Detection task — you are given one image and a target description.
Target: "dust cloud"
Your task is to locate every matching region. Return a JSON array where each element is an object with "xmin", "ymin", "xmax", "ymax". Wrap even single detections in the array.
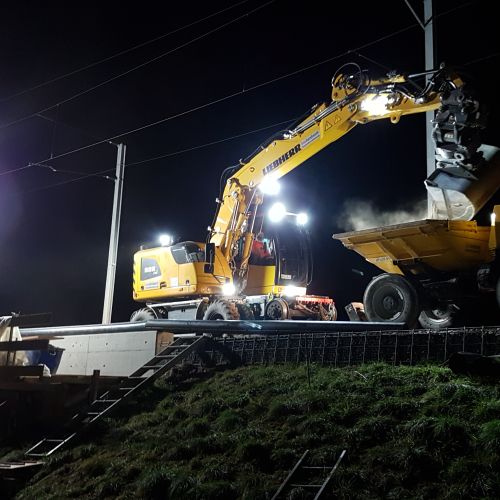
[{"xmin": 338, "ymin": 199, "xmax": 428, "ymax": 231}]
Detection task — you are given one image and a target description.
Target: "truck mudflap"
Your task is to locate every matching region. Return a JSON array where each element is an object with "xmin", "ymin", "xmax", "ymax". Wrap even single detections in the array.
[{"xmin": 426, "ymin": 144, "xmax": 500, "ymax": 220}]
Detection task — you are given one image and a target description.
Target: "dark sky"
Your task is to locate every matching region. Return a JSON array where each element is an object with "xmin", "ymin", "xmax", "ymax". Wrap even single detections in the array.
[{"xmin": 0, "ymin": 0, "xmax": 499, "ymax": 325}]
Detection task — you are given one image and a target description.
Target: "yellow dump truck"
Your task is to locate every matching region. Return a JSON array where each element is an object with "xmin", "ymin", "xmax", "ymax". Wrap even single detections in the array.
[
  {"xmin": 334, "ymin": 143, "xmax": 500, "ymax": 329},
  {"xmin": 334, "ymin": 204, "xmax": 500, "ymax": 329}
]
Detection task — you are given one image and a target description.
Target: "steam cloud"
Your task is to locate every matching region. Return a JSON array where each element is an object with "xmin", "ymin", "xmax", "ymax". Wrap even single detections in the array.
[{"xmin": 338, "ymin": 199, "xmax": 428, "ymax": 231}]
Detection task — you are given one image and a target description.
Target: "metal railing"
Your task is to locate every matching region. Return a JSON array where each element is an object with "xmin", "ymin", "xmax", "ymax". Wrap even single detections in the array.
[{"xmin": 201, "ymin": 326, "xmax": 500, "ymax": 367}]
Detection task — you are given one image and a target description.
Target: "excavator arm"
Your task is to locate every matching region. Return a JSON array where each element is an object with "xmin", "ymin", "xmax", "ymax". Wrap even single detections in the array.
[{"xmin": 208, "ymin": 64, "xmax": 486, "ymax": 290}]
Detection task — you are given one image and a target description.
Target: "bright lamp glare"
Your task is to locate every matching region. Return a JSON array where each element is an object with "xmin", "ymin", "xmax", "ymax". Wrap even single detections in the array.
[
  {"xmin": 222, "ymin": 282, "xmax": 236, "ymax": 296},
  {"xmin": 159, "ymin": 234, "xmax": 173, "ymax": 246},
  {"xmin": 259, "ymin": 176, "xmax": 281, "ymax": 195},
  {"xmin": 283, "ymin": 285, "xmax": 307, "ymax": 297},
  {"xmin": 268, "ymin": 202, "xmax": 287, "ymax": 222},
  {"xmin": 296, "ymin": 212, "xmax": 308, "ymax": 225},
  {"xmin": 361, "ymin": 95, "xmax": 389, "ymax": 115},
  {"xmin": 491, "ymin": 212, "xmax": 496, "ymax": 226}
]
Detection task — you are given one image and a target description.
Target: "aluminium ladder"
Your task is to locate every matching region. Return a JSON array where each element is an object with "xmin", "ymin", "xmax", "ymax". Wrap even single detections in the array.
[
  {"xmin": 272, "ymin": 449, "xmax": 347, "ymax": 500},
  {"xmin": 25, "ymin": 335, "xmax": 207, "ymax": 457}
]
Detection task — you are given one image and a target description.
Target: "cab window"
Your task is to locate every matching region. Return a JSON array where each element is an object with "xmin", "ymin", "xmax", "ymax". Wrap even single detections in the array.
[
  {"xmin": 185, "ymin": 242, "xmax": 205, "ymax": 262},
  {"xmin": 171, "ymin": 243, "xmax": 205, "ymax": 264}
]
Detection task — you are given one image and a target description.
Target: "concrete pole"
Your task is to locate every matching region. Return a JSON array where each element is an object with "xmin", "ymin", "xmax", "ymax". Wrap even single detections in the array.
[
  {"xmin": 424, "ymin": 0, "xmax": 435, "ymax": 217},
  {"xmin": 102, "ymin": 143, "xmax": 126, "ymax": 324}
]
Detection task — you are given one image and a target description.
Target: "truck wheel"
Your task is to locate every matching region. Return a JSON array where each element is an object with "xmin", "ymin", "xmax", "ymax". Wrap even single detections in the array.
[
  {"xmin": 130, "ymin": 307, "xmax": 156, "ymax": 322},
  {"xmin": 363, "ymin": 273, "xmax": 420, "ymax": 326},
  {"xmin": 203, "ymin": 299, "xmax": 240, "ymax": 320},
  {"xmin": 236, "ymin": 302, "xmax": 255, "ymax": 320},
  {"xmin": 418, "ymin": 305, "xmax": 457, "ymax": 329},
  {"xmin": 265, "ymin": 298, "xmax": 290, "ymax": 320}
]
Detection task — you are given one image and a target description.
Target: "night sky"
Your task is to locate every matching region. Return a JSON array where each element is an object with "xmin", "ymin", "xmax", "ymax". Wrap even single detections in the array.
[{"xmin": 1, "ymin": 0, "xmax": 499, "ymax": 325}]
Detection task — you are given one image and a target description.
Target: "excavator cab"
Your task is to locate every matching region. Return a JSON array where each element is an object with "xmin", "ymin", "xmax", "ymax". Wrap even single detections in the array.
[
  {"xmin": 244, "ymin": 221, "xmax": 312, "ymax": 296},
  {"xmin": 243, "ymin": 221, "xmax": 335, "ymax": 320}
]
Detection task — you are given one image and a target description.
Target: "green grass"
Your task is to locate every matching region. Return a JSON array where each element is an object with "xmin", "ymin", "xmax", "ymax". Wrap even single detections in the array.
[{"xmin": 5, "ymin": 362, "xmax": 500, "ymax": 499}]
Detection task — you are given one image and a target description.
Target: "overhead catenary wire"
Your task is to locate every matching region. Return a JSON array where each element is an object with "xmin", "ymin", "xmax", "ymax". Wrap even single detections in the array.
[
  {"xmin": 463, "ymin": 51, "xmax": 500, "ymax": 67},
  {"xmin": 0, "ymin": 0, "xmax": 479, "ymax": 183},
  {"xmin": 0, "ymin": 0, "xmax": 474, "ymax": 136},
  {"xmin": 36, "ymin": 112, "xmax": 119, "ymax": 145},
  {"xmin": 0, "ymin": 0, "xmax": 274, "ymax": 131},
  {"xmin": 0, "ymin": 22, "xmax": 427, "ymax": 179},
  {"xmin": 125, "ymin": 118, "xmax": 296, "ymax": 167},
  {"xmin": 14, "ymin": 117, "xmax": 298, "ymax": 196},
  {"xmin": 351, "ymin": 52, "xmax": 392, "ymax": 72},
  {"xmin": 0, "ymin": 0, "xmax": 252, "ymax": 104}
]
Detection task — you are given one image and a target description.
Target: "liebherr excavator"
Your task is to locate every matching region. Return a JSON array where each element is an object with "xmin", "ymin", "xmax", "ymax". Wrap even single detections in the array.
[{"xmin": 131, "ymin": 64, "xmax": 492, "ymax": 322}]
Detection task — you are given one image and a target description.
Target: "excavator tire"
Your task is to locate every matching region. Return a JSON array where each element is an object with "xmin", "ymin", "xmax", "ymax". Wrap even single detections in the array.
[
  {"xmin": 196, "ymin": 300, "xmax": 209, "ymax": 320},
  {"xmin": 418, "ymin": 305, "xmax": 457, "ymax": 330},
  {"xmin": 363, "ymin": 273, "xmax": 420, "ymax": 327},
  {"xmin": 265, "ymin": 298, "xmax": 290, "ymax": 320},
  {"xmin": 130, "ymin": 307, "xmax": 156, "ymax": 322},
  {"xmin": 203, "ymin": 299, "xmax": 240, "ymax": 321},
  {"xmin": 236, "ymin": 302, "xmax": 255, "ymax": 320}
]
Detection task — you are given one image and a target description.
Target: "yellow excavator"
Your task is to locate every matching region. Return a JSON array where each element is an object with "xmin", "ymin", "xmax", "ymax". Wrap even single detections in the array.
[{"xmin": 131, "ymin": 63, "xmax": 489, "ymax": 322}]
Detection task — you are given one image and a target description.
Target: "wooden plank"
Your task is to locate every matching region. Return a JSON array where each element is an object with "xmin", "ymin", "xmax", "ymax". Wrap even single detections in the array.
[
  {"xmin": 0, "ymin": 365, "xmax": 45, "ymax": 377},
  {"xmin": 21, "ymin": 335, "xmax": 64, "ymax": 341},
  {"xmin": 0, "ymin": 339, "xmax": 50, "ymax": 352},
  {"xmin": 9, "ymin": 313, "xmax": 52, "ymax": 328},
  {"xmin": 0, "ymin": 460, "xmax": 44, "ymax": 470},
  {"xmin": 0, "ymin": 381, "xmax": 62, "ymax": 392},
  {"xmin": 89, "ymin": 370, "xmax": 100, "ymax": 403},
  {"xmin": 51, "ymin": 374, "xmax": 124, "ymax": 384},
  {"xmin": 156, "ymin": 331, "xmax": 174, "ymax": 354}
]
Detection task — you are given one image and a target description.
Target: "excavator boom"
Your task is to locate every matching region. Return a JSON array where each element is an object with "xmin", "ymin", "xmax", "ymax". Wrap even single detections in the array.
[
  {"xmin": 208, "ymin": 65, "xmax": 487, "ymax": 289},
  {"xmin": 132, "ymin": 63, "xmax": 493, "ymax": 320}
]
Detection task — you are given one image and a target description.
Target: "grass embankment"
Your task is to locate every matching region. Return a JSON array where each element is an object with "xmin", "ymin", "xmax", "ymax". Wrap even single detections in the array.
[{"xmin": 11, "ymin": 363, "xmax": 500, "ymax": 499}]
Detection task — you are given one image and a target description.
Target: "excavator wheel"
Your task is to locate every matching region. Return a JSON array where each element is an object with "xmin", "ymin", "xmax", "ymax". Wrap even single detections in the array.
[
  {"xmin": 196, "ymin": 300, "xmax": 209, "ymax": 320},
  {"xmin": 203, "ymin": 300, "xmax": 240, "ymax": 337},
  {"xmin": 363, "ymin": 273, "xmax": 420, "ymax": 327},
  {"xmin": 418, "ymin": 304, "xmax": 457, "ymax": 330},
  {"xmin": 203, "ymin": 299, "xmax": 240, "ymax": 321},
  {"xmin": 236, "ymin": 302, "xmax": 255, "ymax": 320},
  {"xmin": 265, "ymin": 298, "xmax": 290, "ymax": 320},
  {"xmin": 130, "ymin": 307, "xmax": 157, "ymax": 322}
]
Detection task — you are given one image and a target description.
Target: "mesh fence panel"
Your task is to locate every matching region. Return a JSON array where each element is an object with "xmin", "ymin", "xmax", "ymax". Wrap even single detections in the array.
[{"xmin": 199, "ymin": 327, "xmax": 500, "ymax": 367}]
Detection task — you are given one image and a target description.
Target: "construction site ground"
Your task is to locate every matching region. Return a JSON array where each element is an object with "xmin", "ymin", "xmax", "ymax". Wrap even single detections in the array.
[
  {"xmin": 0, "ymin": 323, "xmax": 498, "ymax": 498},
  {"xmin": 2, "ymin": 360, "xmax": 499, "ymax": 499}
]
